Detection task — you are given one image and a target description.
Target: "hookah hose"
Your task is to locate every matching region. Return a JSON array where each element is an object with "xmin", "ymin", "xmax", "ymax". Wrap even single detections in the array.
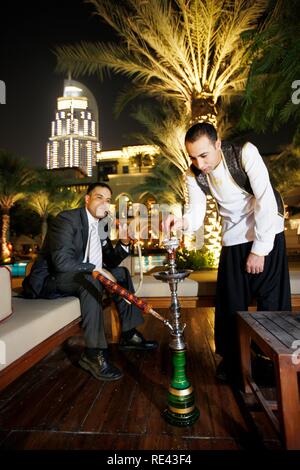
[
  {"xmin": 92, "ymin": 270, "xmax": 173, "ymax": 330},
  {"xmin": 133, "ymin": 239, "xmax": 143, "ymax": 296}
]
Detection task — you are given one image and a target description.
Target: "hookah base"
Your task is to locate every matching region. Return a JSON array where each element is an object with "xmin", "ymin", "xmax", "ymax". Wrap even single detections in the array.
[{"xmin": 163, "ymin": 406, "xmax": 200, "ymax": 427}]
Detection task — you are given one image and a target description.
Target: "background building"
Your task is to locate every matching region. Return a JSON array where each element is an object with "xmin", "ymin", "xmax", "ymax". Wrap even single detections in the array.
[{"xmin": 47, "ymin": 79, "xmax": 101, "ymax": 177}]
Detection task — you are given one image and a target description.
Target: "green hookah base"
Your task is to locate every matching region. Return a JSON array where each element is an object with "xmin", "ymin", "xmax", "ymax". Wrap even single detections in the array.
[{"xmin": 163, "ymin": 385, "xmax": 200, "ymax": 427}]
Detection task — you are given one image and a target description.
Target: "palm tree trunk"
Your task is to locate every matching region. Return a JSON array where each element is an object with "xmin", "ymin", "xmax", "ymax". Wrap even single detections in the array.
[
  {"xmin": 41, "ymin": 216, "xmax": 48, "ymax": 244},
  {"xmin": 203, "ymin": 196, "xmax": 222, "ymax": 267},
  {"xmin": 191, "ymin": 93, "xmax": 217, "ymax": 127},
  {"xmin": 1, "ymin": 211, "xmax": 10, "ymax": 262}
]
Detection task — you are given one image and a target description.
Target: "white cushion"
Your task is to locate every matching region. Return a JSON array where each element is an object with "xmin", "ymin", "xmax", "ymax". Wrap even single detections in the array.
[
  {"xmin": 133, "ymin": 274, "xmax": 198, "ymax": 297},
  {"xmin": 0, "ymin": 267, "xmax": 12, "ymax": 322},
  {"xmin": 0, "ymin": 296, "xmax": 81, "ymax": 370}
]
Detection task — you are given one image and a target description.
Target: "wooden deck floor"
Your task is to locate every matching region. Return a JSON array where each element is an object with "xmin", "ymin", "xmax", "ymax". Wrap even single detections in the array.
[{"xmin": 0, "ymin": 307, "xmax": 281, "ymax": 450}]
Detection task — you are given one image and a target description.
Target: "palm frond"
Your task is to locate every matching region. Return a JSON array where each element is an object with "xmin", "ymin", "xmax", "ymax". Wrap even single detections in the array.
[{"xmin": 56, "ymin": 0, "xmax": 269, "ymax": 119}]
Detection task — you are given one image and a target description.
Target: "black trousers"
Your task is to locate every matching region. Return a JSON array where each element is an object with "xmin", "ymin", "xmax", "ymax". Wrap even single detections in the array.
[
  {"xmin": 215, "ymin": 232, "xmax": 291, "ymax": 368},
  {"xmin": 54, "ymin": 267, "xmax": 144, "ymax": 349}
]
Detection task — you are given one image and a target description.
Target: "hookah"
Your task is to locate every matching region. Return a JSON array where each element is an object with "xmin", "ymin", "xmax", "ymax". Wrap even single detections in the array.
[{"xmin": 153, "ymin": 236, "xmax": 199, "ymax": 426}]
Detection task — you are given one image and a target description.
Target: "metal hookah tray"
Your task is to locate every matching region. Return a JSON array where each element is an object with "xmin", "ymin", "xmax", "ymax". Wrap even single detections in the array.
[{"xmin": 153, "ymin": 270, "xmax": 193, "ymax": 282}]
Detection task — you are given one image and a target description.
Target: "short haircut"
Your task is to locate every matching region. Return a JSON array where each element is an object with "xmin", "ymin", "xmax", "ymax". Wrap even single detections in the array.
[
  {"xmin": 185, "ymin": 122, "xmax": 218, "ymax": 144},
  {"xmin": 86, "ymin": 182, "xmax": 112, "ymax": 196}
]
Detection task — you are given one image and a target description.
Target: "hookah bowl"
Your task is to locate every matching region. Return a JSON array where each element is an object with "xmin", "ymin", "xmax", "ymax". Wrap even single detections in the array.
[{"xmin": 154, "ymin": 237, "xmax": 199, "ymax": 427}]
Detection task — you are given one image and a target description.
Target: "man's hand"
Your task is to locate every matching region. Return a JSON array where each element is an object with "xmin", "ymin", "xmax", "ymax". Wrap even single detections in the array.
[
  {"xmin": 118, "ymin": 220, "xmax": 137, "ymax": 246},
  {"xmin": 161, "ymin": 214, "xmax": 187, "ymax": 237},
  {"xmin": 245, "ymin": 252, "xmax": 265, "ymax": 274}
]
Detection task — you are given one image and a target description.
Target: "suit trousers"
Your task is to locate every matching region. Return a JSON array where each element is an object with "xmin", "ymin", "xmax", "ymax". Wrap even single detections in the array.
[
  {"xmin": 214, "ymin": 231, "xmax": 291, "ymax": 370},
  {"xmin": 54, "ymin": 267, "xmax": 144, "ymax": 348}
]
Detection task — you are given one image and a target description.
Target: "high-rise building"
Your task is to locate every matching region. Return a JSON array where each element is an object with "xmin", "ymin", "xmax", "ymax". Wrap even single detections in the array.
[{"xmin": 47, "ymin": 79, "xmax": 101, "ymax": 177}]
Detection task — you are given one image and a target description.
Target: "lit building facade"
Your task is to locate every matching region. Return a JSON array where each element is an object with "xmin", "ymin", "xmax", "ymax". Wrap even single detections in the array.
[
  {"xmin": 96, "ymin": 144, "xmax": 158, "ymax": 179},
  {"xmin": 47, "ymin": 79, "xmax": 101, "ymax": 177}
]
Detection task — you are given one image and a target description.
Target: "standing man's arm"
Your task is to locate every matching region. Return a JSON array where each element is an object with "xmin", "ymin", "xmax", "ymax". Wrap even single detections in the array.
[
  {"xmin": 242, "ymin": 142, "xmax": 279, "ymax": 274},
  {"xmin": 183, "ymin": 170, "xmax": 207, "ymax": 232},
  {"xmin": 162, "ymin": 170, "xmax": 207, "ymax": 235}
]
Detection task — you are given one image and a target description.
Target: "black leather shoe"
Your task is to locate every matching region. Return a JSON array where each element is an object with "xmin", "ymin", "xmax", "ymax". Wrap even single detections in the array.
[
  {"xmin": 119, "ymin": 329, "xmax": 158, "ymax": 351},
  {"xmin": 79, "ymin": 351, "xmax": 123, "ymax": 381}
]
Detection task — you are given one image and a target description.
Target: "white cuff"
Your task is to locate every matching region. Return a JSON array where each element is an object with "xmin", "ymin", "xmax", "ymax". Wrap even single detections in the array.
[{"xmin": 251, "ymin": 240, "xmax": 273, "ymax": 256}]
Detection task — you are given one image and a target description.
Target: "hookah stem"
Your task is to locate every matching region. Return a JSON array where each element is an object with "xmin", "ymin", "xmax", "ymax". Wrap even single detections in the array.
[{"xmin": 92, "ymin": 271, "xmax": 169, "ymax": 326}]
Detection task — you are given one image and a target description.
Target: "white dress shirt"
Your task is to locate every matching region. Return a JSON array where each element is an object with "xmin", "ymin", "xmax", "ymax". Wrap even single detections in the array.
[
  {"xmin": 83, "ymin": 209, "xmax": 130, "ymax": 268},
  {"xmin": 83, "ymin": 208, "xmax": 103, "ymax": 269},
  {"xmin": 183, "ymin": 142, "xmax": 284, "ymax": 256}
]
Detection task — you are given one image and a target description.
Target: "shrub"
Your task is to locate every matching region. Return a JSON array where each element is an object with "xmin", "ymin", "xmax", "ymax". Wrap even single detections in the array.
[{"xmin": 176, "ymin": 247, "xmax": 216, "ymax": 270}]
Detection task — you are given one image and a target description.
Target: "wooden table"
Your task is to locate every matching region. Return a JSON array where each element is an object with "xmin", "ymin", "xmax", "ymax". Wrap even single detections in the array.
[{"xmin": 237, "ymin": 310, "xmax": 300, "ymax": 450}]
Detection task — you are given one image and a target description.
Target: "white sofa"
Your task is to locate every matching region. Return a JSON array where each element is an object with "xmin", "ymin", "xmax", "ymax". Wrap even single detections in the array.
[{"xmin": 0, "ymin": 266, "xmax": 82, "ymax": 390}]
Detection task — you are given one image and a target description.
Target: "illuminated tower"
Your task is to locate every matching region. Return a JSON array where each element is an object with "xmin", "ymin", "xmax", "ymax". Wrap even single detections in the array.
[{"xmin": 47, "ymin": 79, "xmax": 101, "ymax": 177}]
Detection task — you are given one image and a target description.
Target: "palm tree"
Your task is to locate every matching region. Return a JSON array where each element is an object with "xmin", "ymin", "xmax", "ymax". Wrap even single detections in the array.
[
  {"xmin": 27, "ymin": 192, "xmax": 58, "ymax": 244},
  {"xmin": 267, "ymin": 144, "xmax": 300, "ymax": 196},
  {"xmin": 56, "ymin": 0, "xmax": 270, "ymax": 126},
  {"xmin": 131, "ymin": 157, "xmax": 186, "ymax": 205},
  {"xmin": 55, "ymin": 0, "xmax": 274, "ymax": 259},
  {"xmin": 53, "ymin": 189, "xmax": 85, "ymax": 214},
  {"xmin": 26, "ymin": 169, "xmax": 83, "ymax": 242},
  {"xmin": 27, "ymin": 170, "xmax": 85, "ymax": 243},
  {"xmin": 0, "ymin": 150, "xmax": 35, "ymax": 262},
  {"xmin": 240, "ymin": 0, "xmax": 300, "ymax": 133}
]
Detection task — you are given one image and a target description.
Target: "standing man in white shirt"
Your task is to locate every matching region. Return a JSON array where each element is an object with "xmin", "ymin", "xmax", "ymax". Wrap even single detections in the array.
[
  {"xmin": 23, "ymin": 182, "xmax": 158, "ymax": 382},
  {"xmin": 163, "ymin": 123, "xmax": 291, "ymax": 383}
]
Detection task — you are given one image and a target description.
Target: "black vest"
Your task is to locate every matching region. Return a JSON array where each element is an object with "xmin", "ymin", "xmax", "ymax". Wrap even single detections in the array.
[{"xmin": 189, "ymin": 141, "xmax": 284, "ymax": 216}]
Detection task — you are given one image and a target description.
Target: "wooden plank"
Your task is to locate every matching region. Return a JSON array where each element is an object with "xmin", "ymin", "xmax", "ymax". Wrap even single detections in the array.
[
  {"xmin": 275, "ymin": 354, "xmax": 300, "ymax": 449},
  {"xmin": 68, "ymin": 433, "xmax": 117, "ymax": 450},
  {"xmin": 181, "ymin": 308, "xmax": 215, "ymax": 438},
  {"xmin": 139, "ymin": 433, "xmax": 189, "ymax": 450},
  {"xmin": 74, "ymin": 318, "xmax": 156, "ymax": 432},
  {"xmin": 253, "ymin": 316, "xmax": 297, "ymax": 349},
  {"xmin": 271, "ymin": 311, "xmax": 300, "ymax": 330},
  {"xmin": 247, "ymin": 377, "xmax": 280, "ymax": 434},
  {"xmin": 0, "ymin": 431, "xmax": 77, "ymax": 450},
  {"xmin": 52, "ymin": 376, "xmax": 104, "ymax": 432},
  {"xmin": 0, "ymin": 344, "xmax": 64, "ymax": 403},
  {"xmin": 237, "ymin": 313, "xmax": 288, "ymax": 355},
  {"xmin": 122, "ymin": 314, "xmax": 165, "ymax": 434},
  {"xmin": 80, "ymin": 379, "xmax": 126, "ymax": 432},
  {"xmin": 0, "ymin": 351, "xmax": 73, "ymax": 428},
  {"xmin": 136, "ymin": 313, "xmax": 173, "ymax": 437},
  {"xmin": 260, "ymin": 313, "xmax": 300, "ymax": 342},
  {"xmin": 186, "ymin": 307, "xmax": 249, "ymax": 440}
]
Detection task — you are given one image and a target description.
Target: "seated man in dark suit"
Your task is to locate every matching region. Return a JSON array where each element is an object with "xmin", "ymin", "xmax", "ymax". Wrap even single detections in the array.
[{"xmin": 22, "ymin": 182, "xmax": 158, "ymax": 381}]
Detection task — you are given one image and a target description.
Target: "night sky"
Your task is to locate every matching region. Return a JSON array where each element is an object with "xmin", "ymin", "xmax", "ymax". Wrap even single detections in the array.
[
  {"xmin": 0, "ymin": 0, "xmax": 295, "ymax": 169},
  {"xmin": 0, "ymin": 0, "xmax": 144, "ymax": 168}
]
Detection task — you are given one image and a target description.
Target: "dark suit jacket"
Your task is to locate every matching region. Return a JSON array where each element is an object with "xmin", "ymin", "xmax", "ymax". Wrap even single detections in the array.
[{"xmin": 22, "ymin": 207, "xmax": 129, "ymax": 298}]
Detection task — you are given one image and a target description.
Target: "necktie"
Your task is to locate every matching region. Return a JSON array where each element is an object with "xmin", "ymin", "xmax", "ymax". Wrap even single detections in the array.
[{"xmin": 88, "ymin": 222, "xmax": 102, "ymax": 270}]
